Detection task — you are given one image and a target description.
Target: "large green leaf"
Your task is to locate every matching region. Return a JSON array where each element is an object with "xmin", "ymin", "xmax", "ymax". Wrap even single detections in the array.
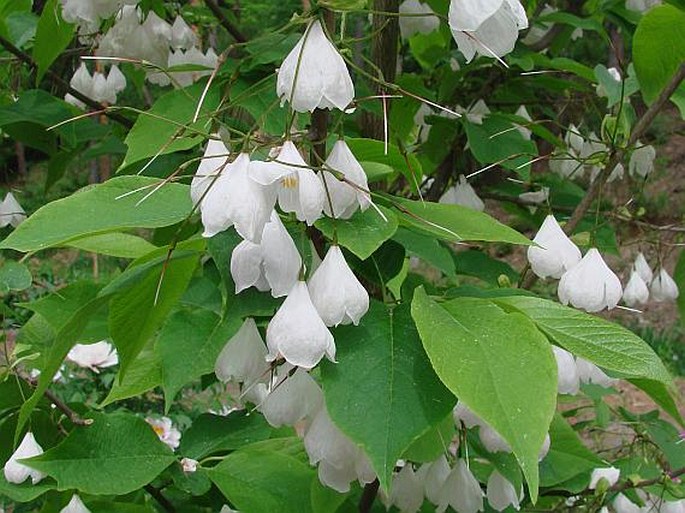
[
  {"xmin": 0, "ymin": 260, "xmax": 32, "ymax": 292},
  {"xmin": 315, "ymin": 205, "xmax": 398, "ymax": 260},
  {"xmin": 0, "ymin": 473, "xmax": 55, "ymax": 503},
  {"xmin": 321, "ymin": 301, "xmax": 455, "ymax": 490},
  {"xmin": 32, "ymin": 0, "xmax": 74, "ymax": 82},
  {"xmin": 121, "ymin": 83, "xmax": 220, "ymax": 169},
  {"xmin": 0, "ymin": 177, "xmax": 192, "ymax": 252},
  {"xmin": 386, "ymin": 196, "xmax": 530, "ymax": 245},
  {"xmin": 157, "ymin": 307, "xmax": 241, "ymax": 410},
  {"xmin": 66, "ymin": 232, "xmax": 158, "ymax": 259},
  {"xmin": 392, "ymin": 227, "xmax": 456, "ymax": 277},
  {"xmin": 411, "ymin": 289, "xmax": 557, "ymax": 500},
  {"xmin": 633, "ymin": 5, "xmax": 685, "ymax": 110},
  {"xmin": 26, "ymin": 412, "xmax": 175, "ymax": 495},
  {"xmin": 101, "ymin": 347, "xmax": 162, "ymax": 406},
  {"xmin": 493, "ymin": 296, "xmax": 672, "ymax": 385},
  {"xmin": 208, "ymin": 438, "xmax": 316, "ymax": 513}
]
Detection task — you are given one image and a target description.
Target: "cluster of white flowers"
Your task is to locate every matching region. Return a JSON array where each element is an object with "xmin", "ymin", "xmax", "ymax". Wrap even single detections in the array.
[
  {"xmin": 398, "ymin": 0, "xmax": 440, "ymax": 40},
  {"xmin": 146, "ymin": 416, "xmax": 181, "ymax": 450},
  {"xmin": 623, "ymin": 252, "xmax": 679, "ymax": 306},
  {"xmin": 0, "ymin": 191, "xmax": 26, "ymax": 228},
  {"xmin": 60, "ymin": 0, "xmax": 139, "ymax": 36},
  {"xmin": 65, "ymin": 63, "xmax": 127, "ymax": 108},
  {"xmin": 553, "ymin": 346, "xmax": 617, "ymax": 394}
]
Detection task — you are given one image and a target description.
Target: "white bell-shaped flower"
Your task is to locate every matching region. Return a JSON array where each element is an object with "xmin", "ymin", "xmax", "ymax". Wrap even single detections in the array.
[
  {"xmin": 277, "ymin": 20, "xmax": 354, "ymax": 112},
  {"xmin": 230, "ymin": 211, "xmax": 302, "ymax": 298},
  {"xmin": 215, "ymin": 318, "xmax": 269, "ymax": 386},
  {"xmin": 67, "ymin": 341, "xmax": 118, "ymax": 372},
  {"xmin": 106, "ymin": 65, "xmax": 127, "ymax": 95},
  {"xmin": 625, "ymin": 0, "xmax": 660, "ymax": 11},
  {"xmin": 591, "ymin": 162, "xmax": 624, "ymax": 183},
  {"xmin": 251, "ymin": 141, "xmax": 325, "ymax": 225},
  {"xmin": 558, "ymin": 248, "xmax": 623, "ymax": 312},
  {"xmin": 399, "ymin": 0, "xmax": 440, "ymax": 39},
  {"xmin": 201, "ymin": 153, "xmax": 276, "ymax": 242},
  {"xmin": 633, "ymin": 252, "xmax": 653, "ymax": 284},
  {"xmin": 4, "ymin": 432, "xmax": 45, "ymax": 484},
  {"xmin": 448, "ymin": 0, "xmax": 528, "ymax": 62},
  {"xmin": 168, "ymin": 47, "xmax": 217, "ymax": 88},
  {"xmin": 614, "ymin": 493, "xmax": 641, "ymax": 513},
  {"xmin": 419, "ymin": 456, "xmax": 451, "ymax": 505},
  {"xmin": 439, "ymin": 176, "xmax": 485, "ymax": 211},
  {"xmin": 260, "ymin": 368, "xmax": 323, "ymax": 427},
  {"xmin": 565, "ymin": 125, "xmax": 585, "ymax": 155},
  {"xmin": 171, "ymin": 16, "xmax": 198, "ymax": 49},
  {"xmin": 64, "ymin": 63, "xmax": 93, "ymax": 108},
  {"xmin": 321, "ymin": 140, "xmax": 372, "ymax": 219},
  {"xmin": 576, "ymin": 358, "xmax": 617, "ymax": 388},
  {"xmin": 0, "ymin": 192, "xmax": 27, "ymax": 228},
  {"xmin": 60, "ymin": 494, "xmax": 91, "ymax": 513},
  {"xmin": 487, "ymin": 470, "xmax": 521, "ymax": 511},
  {"xmin": 527, "ymin": 215, "xmax": 582, "ymax": 279},
  {"xmin": 308, "ymin": 245, "xmax": 369, "ymax": 327},
  {"xmin": 190, "ymin": 138, "xmax": 230, "ymax": 207},
  {"xmin": 146, "ymin": 417, "xmax": 181, "ymax": 450},
  {"xmin": 390, "ymin": 465, "xmax": 425, "ymax": 513},
  {"xmin": 651, "ymin": 268, "xmax": 679, "ymax": 302},
  {"xmin": 266, "ymin": 281, "xmax": 336, "ymax": 369},
  {"xmin": 518, "ymin": 187, "xmax": 549, "ymax": 205},
  {"xmin": 552, "ymin": 346, "xmax": 580, "ymax": 395},
  {"xmin": 589, "ymin": 466, "xmax": 620, "ymax": 489},
  {"xmin": 580, "ymin": 134, "xmax": 606, "ymax": 177},
  {"xmin": 456, "ymin": 99, "xmax": 491, "ymax": 124},
  {"xmin": 629, "ymin": 142, "xmax": 656, "ymax": 178},
  {"xmin": 479, "ymin": 424, "xmax": 512, "ymax": 453},
  {"xmin": 437, "ymin": 459, "xmax": 484, "ymax": 513},
  {"xmin": 515, "ymin": 104, "xmax": 532, "ymax": 140},
  {"xmin": 622, "ymin": 270, "xmax": 649, "ymax": 307}
]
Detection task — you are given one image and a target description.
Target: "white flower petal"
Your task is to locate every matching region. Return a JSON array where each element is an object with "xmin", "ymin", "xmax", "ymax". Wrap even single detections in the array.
[
  {"xmin": 3, "ymin": 432, "xmax": 45, "ymax": 484},
  {"xmin": 215, "ymin": 318, "xmax": 269, "ymax": 386},
  {"xmin": 650, "ymin": 268, "xmax": 679, "ymax": 302},
  {"xmin": 527, "ymin": 215, "xmax": 582, "ymax": 279},
  {"xmin": 558, "ymin": 248, "xmax": 622, "ymax": 312}
]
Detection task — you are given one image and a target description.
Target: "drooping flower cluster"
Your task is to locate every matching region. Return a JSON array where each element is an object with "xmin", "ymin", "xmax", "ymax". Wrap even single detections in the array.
[
  {"xmin": 65, "ymin": 63, "xmax": 127, "ymax": 108},
  {"xmin": 0, "ymin": 191, "xmax": 26, "ymax": 228},
  {"xmin": 59, "ymin": 0, "xmax": 139, "ymax": 36},
  {"xmin": 622, "ymin": 252, "xmax": 679, "ymax": 306},
  {"xmin": 553, "ymin": 346, "xmax": 617, "ymax": 394}
]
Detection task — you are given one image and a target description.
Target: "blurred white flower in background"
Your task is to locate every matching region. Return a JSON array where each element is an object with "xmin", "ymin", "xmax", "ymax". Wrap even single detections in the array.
[
  {"xmin": 146, "ymin": 417, "xmax": 181, "ymax": 450},
  {"xmin": 0, "ymin": 192, "xmax": 27, "ymax": 228},
  {"xmin": 67, "ymin": 341, "xmax": 118, "ymax": 372}
]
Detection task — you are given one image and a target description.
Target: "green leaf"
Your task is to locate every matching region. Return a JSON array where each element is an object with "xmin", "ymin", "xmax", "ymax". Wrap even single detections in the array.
[
  {"xmin": 318, "ymin": 0, "xmax": 368, "ymax": 10},
  {"xmin": 453, "ymin": 249, "xmax": 519, "ymax": 284},
  {"xmin": 101, "ymin": 347, "xmax": 161, "ymax": 406},
  {"xmin": 386, "ymin": 196, "xmax": 530, "ymax": 246},
  {"xmin": 402, "ymin": 414, "xmax": 456, "ymax": 463},
  {"xmin": 493, "ymin": 296, "xmax": 673, "ymax": 385},
  {"xmin": 26, "ymin": 412, "xmax": 175, "ymax": 495},
  {"xmin": 411, "ymin": 289, "xmax": 558, "ymax": 500},
  {"xmin": 0, "ymin": 177, "xmax": 192, "ymax": 253},
  {"xmin": 594, "ymin": 64, "xmax": 640, "ymax": 107},
  {"xmin": 0, "ymin": 260, "xmax": 32, "ymax": 292},
  {"xmin": 633, "ymin": 5, "xmax": 685, "ymax": 107},
  {"xmin": 66, "ymin": 232, "xmax": 158, "ymax": 259},
  {"xmin": 629, "ymin": 378, "xmax": 684, "ymax": 427},
  {"xmin": 321, "ymin": 302, "xmax": 455, "ymax": 490},
  {"xmin": 121, "ymin": 82, "xmax": 220, "ymax": 169},
  {"xmin": 32, "ymin": 0, "xmax": 74, "ymax": 82},
  {"xmin": 392, "ymin": 227, "xmax": 456, "ymax": 277},
  {"xmin": 179, "ymin": 412, "xmax": 274, "ymax": 460},
  {"xmin": 346, "ymin": 138, "xmax": 423, "ymax": 191},
  {"xmin": 208, "ymin": 438, "xmax": 315, "ymax": 513},
  {"xmin": 360, "ymin": 161, "xmax": 396, "ymax": 183},
  {"xmin": 157, "ymin": 308, "xmax": 241, "ymax": 410},
  {"xmin": 0, "ymin": 473, "xmax": 55, "ymax": 503},
  {"xmin": 315, "ymin": 205, "xmax": 398, "ymax": 260}
]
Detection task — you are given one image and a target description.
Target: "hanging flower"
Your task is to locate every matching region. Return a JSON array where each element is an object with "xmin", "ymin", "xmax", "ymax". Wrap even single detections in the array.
[
  {"xmin": 515, "ymin": 105, "xmax": 532, "ymax": 140},
  {"xmin": 633, "ymin": 252, "xmax": 653, "ymax": 284},
  {"xmin": 448, "ymin": 0, "xmax": 528, "ymax": 62},
  {"xmin": 487, "ymin": 470, "xmax": 521, "ymax": 511},
  {"xmin": 168, "ymin": 47, "xmax": 218, "ymax": 87},
  {"xmin": 614, "ymin": 493, "xmax": 642, "ymax": 513},
  {"xmin": 417, "ymin": 456, "xmax": 451, "ymax": 505},
  {"xmin": 0, "ymin": 192, "xmax": 27, "ymax": 228},
  {"xmin": 439, "ymin": 176, "xmax": 485, "ymax": 211},
  {"xmin": 266, "ymin": 281, "xmax": 336, "ymax": 369},
  {"xmin": 190, "ymin": 138, "xmax": 230, "ymax": 207},
  {"xmin": 60, "ymin": 494, "xmax": 92, "ymax": 513},
  {"xmin": 518, "ymin": 187, "xmax": 549, "ymax": 205},
  {"xmin": 3, "ymin": 432, "xmax": 45, "ymax": 484},
  {"xmin": 67, "ymin": 341, "xmax": 118, "ymax": 372},
  {"xmin": 146, "ymin": 417, "xmax": 181, "ymax": 450},
  {"xmin": 250, "ymin": 141, "xmax": 325, "ymax": 225},
  {"xmin": 527, "ymin": 215, "xmax": 582, "ymax": 279},
  {"xmin": 308, "ymin": 245, "xmax": 369, "ymax": 327},
  {"xmin": 622, "ymin": 270, "xmax": 649, "ymax": 307},
  {"xmin": 576, "ymin": 358, "xmax": 617, "ymax": 388},
  {"xmin": 260, "ymin": 368, "xmax": 323, "ymax": 427},
  {"xmin": 321, "ymin": 140, "xmax": 372, "ymax": 219},
  {"xmin": 277, "ymin": 20, "xmax": 355, "ymax": 112},
  {"xmin": 651, "ymin": 268, "xmax": 679, "ymax": 302},
  {"xmin": 200, "ymin": 153, "xmax": 276, "ymax": 242},
  {"xmin": 558, "ymin": 248, "xmax": 623, "ymax": 312},
  {"xmin": 389, "ymin": 465, "xmax": 424, "ymax": 513},
  {"xmin": 230, "ymin": 211, "xmax": 302, "ymax": 298},
  {"xmin": 170, "ymin": 16, "xmax": 198, "ymax": 50},
  {"xmin": 436, "ymin": 459, "xmax": 484, "ymax": 513},
  {"xmin": 215, "ymin": 318, "xmax": 270, "ymax": 387},
  {"xmin": 629, "ymin": 142, "xmax": 656, "ymax": 178},
  {"xmin": 399, "ymin": 0, "xmax": 440, "ymax": 40},
  {"xmin": 552, "ymin": 346, "xmax": 580, "ymax": 395},
  {"xmin": 589, "ymin": 466, "xmax": 620, "ymax": 489}
]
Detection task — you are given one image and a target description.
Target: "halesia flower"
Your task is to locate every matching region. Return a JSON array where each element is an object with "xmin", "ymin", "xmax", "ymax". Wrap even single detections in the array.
[
  {"xmin": 625, "ymin": 0, "xmax": 660, "ymax": 11},
  {"xmin": 565, "ymin": 124, "xmax": 585, "ymax": 155},
  {"xmin": 171, "ymin": 16, "xmax": 198, "ymax": 49},
  {"xmin": 448, "ymin": 0, "xmax": 528, "ymax": 62},
  {"xmin": 67, "ymin": 341, "xmax": 118, "ymax": 372},
  {"xmin": 576, "ymin": 358, "xmax": 617, "ymax": 388},
  {"xmin": 389, "ymin": 465, "xmax": 424, "ymax": 513},
  {"xmin": 436, "ymin": 459, "xmax": 484, "ymax": 513},
  {"xmin": 0, "ymin": 192, "xmax": 27, "ymax": 228},
  {"xmin": 515, "ymin": 104, "xmax": 532, "ymax": 140},
  {"xmin": 230, "ymin": 211, "xmax": 302, "ymax": 298},
  {"xmin": 651, "ymin": 268, "xmax": 679, "ymax": 302},
  {"xmin": 277, "ymin": 20, "xmax": 354, "ymax": 112},
  {"xmin": 487, "ymin": 470, "xmax": 521, "ymax": 511},
  {"xmin": 629, "ymin": 142, "xmax": 656, "ymax": 178},
  {"xmin": 308, "ymin": 245, "xmax": 369, "ymax": 327},
  {"xmin": 260, "ymin": 367, "xmax": 323, "ymax": 427},
  {"xmin": 190, "ymin": 137, "xmax": 230, "ymax": 207},
  {"xmin": 168, "ymin": 46, "xmax": 218, "ymax": 88},
  {"xmin": 591, "ymin": 162, "xmax": 624, "ymax": 183},
  {"xmin": 527, "ymin": 215, "xmax": 582, "ymax": 279},
  {"xmin": 558, "ymin": 248, "xmax": 623, "ymax": 312},
  {"xmin": 633, "ymin": 252, "xmax": 653, "ymax": 284},
  {"xmin": 622, "ymin": 270, "xmax": 649, "ymax": 307},
  {"xmin": 456, "ymin": 99, "xmax": 490, "ymax": 124},
  {"xmin": 321, "ymin": 140, "xmax": 372, "ymax": 219},
  {"xmin": 439, "ymin": 176, "xmax": 485, "ymax": 211},
  {"xmin": 181, "ymin": 457, "xmax": 198, "ymax": 473},
  {"xmin": 60, "ymin": 0, "xmax": 127, "ymax": 29},
  {"xmin": 614, "ymin": 493, "xmax": 641, "ymax": 513},
  {"xmin": 60, "ymin": 494, "xmax": 91, "ymax": 513},
  {"xmin": 418, "ymin": 456, "xmax": 451, "ymax": 505},
  {"xmin": 266, "ymin": 281, "xmax": 335, "ymax": 369},
  {"xmin": 146, "ymin": 417, "xmax": 181, "ymax": 450},
  {"xmin": 589, "ymin": 466, "xmax": 620, "ymax": 489},
  {"xmin": 251, "ymin": 141, "xmax": 325, "ymax": 225},
  {"xmin": 399, "ymin": 0, "xmax": 440, "ymax": 39},
  {"xmin": 453, "ymin": 402, "xmax": 483, "ymax": 429},
  {"xmin": 580, "ymin": 132, "xmax": 606, "ymax": 178},
  {"xmin": 3, "ymin": 432, "xmax": 45, "ymax": 484},
  {"xmin": 215, "ymin": 318, "xmax": 270, "ymax": 387},
  {"xmin": 518, "ymin": 187, "xmax": 549, "ymax": 205},
  {"xmin": 553, "ymin": 346, "xmax": 580, "ymax": 395},
  {"xmin": 201, "ymin": 153, "xmax": 276, "ymax": 242}
]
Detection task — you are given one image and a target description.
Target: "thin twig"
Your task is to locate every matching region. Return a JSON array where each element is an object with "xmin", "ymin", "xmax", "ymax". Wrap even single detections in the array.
[{"xmin": 18, "ymin": 371, "xmax": 93, "ymax": 426}]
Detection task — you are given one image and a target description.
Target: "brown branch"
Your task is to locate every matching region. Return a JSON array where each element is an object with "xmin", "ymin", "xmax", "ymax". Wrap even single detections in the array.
[
  {"xmin": 0, "ymin": 35, "xmax": 133, "ymax": 129},
  {"xmin": 18, "ymin": 371, "xmax": 93, "ymax": 426},
  {"xmin": 205, "ymin": 0, "xmax": 247, "ymax": 43},
  {"xmin": 610, "ymin": 467, "xmax": 685, "ymax": 494},
  {"xmin": 359, "ymin": 479, "xmax": 380, "ymax": 513}
]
